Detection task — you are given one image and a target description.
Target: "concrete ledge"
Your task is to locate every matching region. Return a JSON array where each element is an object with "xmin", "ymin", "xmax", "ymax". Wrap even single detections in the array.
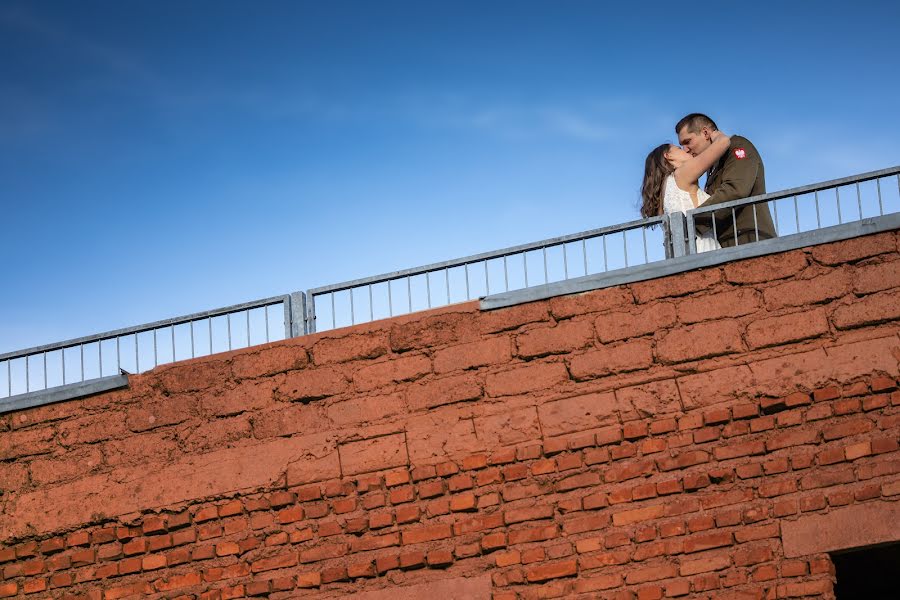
[
  {"xmin": 0, "ymin": 373, "xmax": 129, "ymax": 415},
  {"xmin": 481, "ymin": 213, "xmax": 900, "ymax": 310},
  {"xmin": 782, "ymin": 501, "xmax": 900, "ymax": 557}
]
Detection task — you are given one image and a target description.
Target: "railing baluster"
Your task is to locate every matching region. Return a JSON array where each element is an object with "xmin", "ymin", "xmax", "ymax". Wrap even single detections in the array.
[
  {"xmin": 503, "ymin": 256, "xmax": 509, "ymax": 291},
  {"xmin": 445, "ymin": 268, "xmax": 450, "ymax": 303},
  {"xmin": 208, "ymin": 318, "xmax": 213, "ymax": 355},
  {"xmin": 876, "ymin": 178, "xmax": 884, "ymax": 215},
  {"xmin": 622, "ymin": 232, "xmax": 628, "ymax": 267},
  {"xmin": 80, "ymin": 345, "xmax": 84, "ymax": 381},
  {"xmin": 192, "ymin": 320, "xmax": 197, "ymax": 356},
  {"xmin": 227, "ymin": 314, "xmax": 232, "ymax": 351},
  {"xmin": 642, "ymin": 227, "xmax": 649, "ymax": 263},
  {"xmin": 582, "ymin": 238, "xmax": 588, "ymax": 275},
  {"xmin": 856, "ymin": 182, "xmax": 863, "ymax": 219},
  {"xmin": 602, "ymin": 235, "xmax": 608, "ymax": 272},
  {"xmin": 732, "ymin": 208, "xmax": 738, "ymax": 246},
  {"xmin": 523, "ymin": 253, "xmax": 529, "ymax": 287},
  {"xmin": 542, "ymin": 247, "xmax": 548, "ymax": 283},
  {"xmin": 332, "ymin": 291, "xmax": 338, "ymax": 327},
  {"xmin": 814, "ymin": 191, "xmax": 821, "ymax": 228},
  {"xmin": 407, "ymin": 276, "xmax": 412, "ymax": 312},
  {"xmin": 793, "ymin": 196, "xmax": 800, "ymax": 233},
  {"xmin": 562, "ymin": 243, "xmax": 569, "ymax": 279},
  {"xmin": 484, "ymin": 261, "xmax": 490, "ymax": 294},
  {"xmin": 44, "ymin": 352, "xmax": 48, "ymax": 388},
  {"xmin": 172, "ymin": 324, "xmax": 177, "ymax": 359},
  {"xmin": 836, "ymin": 188, "xmax": 842, "ymax": 224},
  {"xmin": 753, "ymin": 205, "xmax": 759, "ymax": 242},
  {"xmin": 388, "ymin": 282, "xmax": 393, "ymax": 317},
  {"xmin": 369, "ymin": 285, "xmax": 375, "ymax": 320},
  {"xmin": 153, "ymin": 329, "xmax": 158, "ymax": 367},
  {"xmin": 134, "ymin": 332, "xmax": 139, "ymax": 373},
  {"xmin": 350, "ymin": 288, "xmax": 355, "ymax": 325},
  {"xmin": 25, "ymin": 355, "xmax": 29, "ymax": 392},
  {"xmin": 464, "ymin": 264, "xmax": 470, "ymax": 299},
  {"xmin": 426, "ymin": 272, "xmax": 432, "ymax": 308},
  {"xmin": 773, "ymin": 199, "xmax": 780, "ymax": 234}
]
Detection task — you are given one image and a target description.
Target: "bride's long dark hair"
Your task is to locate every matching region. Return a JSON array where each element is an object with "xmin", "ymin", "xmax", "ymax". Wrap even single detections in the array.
[{"xmin": 640, "ymin": 144, "xmax": 675, "ymax": 218}]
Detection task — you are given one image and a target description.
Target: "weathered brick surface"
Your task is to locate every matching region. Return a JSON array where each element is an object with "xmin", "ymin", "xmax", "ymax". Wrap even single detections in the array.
[{"xmin": 1, "ymin": 230, "xmax": 899, "ymax": 599}]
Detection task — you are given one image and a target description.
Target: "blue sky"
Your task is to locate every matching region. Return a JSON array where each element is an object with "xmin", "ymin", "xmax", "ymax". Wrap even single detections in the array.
[{"xmin": 2, "ymin": 0, "xmax": 899, "ymax": 353}]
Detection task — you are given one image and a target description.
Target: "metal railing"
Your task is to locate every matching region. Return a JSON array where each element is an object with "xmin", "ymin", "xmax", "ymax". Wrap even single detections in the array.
[
  {"xmin": 1, "ymin": 295, "xmax": 295, "ymax": 401},
  {"xmin": 305, "ymin": 215, "xmax": 670, "ymax": 333},
  {"xmin": 2, "ymin": 165, "xmax": 898, "ymax": 408},
  {"xmin": 684, "ymin": 166, "xmax": 900, "ymax": 253}
]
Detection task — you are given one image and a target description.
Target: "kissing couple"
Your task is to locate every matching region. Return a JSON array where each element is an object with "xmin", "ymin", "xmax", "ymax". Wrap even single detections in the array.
[{"xmin": 641, "ymin": 113, "xmax": 777, "ymax": 251}]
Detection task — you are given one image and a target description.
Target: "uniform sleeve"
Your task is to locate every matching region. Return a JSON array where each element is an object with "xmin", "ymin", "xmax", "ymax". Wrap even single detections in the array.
[{"xmin": 704, "ymin": 143, "xmax": 760, "ymax": 206}]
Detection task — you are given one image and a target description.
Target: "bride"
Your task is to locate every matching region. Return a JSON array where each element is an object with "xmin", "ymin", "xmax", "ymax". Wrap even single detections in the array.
[{"xmin": 640, "ymin": 130, "xmax": 731, "ymax": 252}]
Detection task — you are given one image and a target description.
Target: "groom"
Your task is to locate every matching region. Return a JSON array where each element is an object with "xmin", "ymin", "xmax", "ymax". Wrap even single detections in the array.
[{"xmin": 676, "ymin": 113, "xmax": 777, "ymax": 247}]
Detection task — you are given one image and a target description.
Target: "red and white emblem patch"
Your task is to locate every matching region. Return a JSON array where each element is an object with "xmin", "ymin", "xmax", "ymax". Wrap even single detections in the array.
[{"xmin": 734, "ymin": 148, "xmax": 747, "ymax": 159}]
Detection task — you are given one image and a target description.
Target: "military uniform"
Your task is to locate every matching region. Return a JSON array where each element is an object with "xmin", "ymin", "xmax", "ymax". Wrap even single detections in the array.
[{"xmin": 701, "ymin": 135, "xmax": 777, "ymax": 247}]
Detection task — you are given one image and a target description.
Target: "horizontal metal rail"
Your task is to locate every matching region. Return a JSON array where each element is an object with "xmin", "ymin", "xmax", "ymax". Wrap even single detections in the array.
[{"xmin": 306, "ymin": 215, "xmax": 670, "ymax": 332}]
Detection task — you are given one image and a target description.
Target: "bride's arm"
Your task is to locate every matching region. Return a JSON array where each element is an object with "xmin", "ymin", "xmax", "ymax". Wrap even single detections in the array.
[{"xmin": 674, "ymin": 132, "xmax": 731, "ymax": 189}]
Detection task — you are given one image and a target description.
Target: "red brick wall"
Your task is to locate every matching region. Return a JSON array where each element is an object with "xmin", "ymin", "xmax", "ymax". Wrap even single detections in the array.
[{"xmin": 1, "ymin": 231, "xmax": 899, "ymax": 600}]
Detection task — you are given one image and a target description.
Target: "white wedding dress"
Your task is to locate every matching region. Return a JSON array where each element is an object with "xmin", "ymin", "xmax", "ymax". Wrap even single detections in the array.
[{"xmin": 663, "ymin": 175, "xmax": 720, "ymax": 253}]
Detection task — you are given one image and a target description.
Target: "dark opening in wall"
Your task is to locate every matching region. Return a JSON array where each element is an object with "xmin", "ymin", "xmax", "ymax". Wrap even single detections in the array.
[{"xmin": 832, "ymin": 542, "xmax": 900, "ymax": 599}]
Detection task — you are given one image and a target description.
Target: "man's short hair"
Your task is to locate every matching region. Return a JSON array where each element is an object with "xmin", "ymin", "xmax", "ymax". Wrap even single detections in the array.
[{"xmin": 676, "ymin": 113, "xmax": 718, "ymax": 134}]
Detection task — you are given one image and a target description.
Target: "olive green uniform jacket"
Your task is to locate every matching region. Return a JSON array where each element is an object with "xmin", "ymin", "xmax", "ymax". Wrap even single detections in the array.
[{"xmin": 702, "ymin": 135, "xmax": 777, "ymax": 247}]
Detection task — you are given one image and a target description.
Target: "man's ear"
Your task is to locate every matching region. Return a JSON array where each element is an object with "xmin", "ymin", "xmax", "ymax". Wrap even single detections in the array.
[{"xmin": 701, "ymin": 126, "xmax": 713, "ymax": 142}]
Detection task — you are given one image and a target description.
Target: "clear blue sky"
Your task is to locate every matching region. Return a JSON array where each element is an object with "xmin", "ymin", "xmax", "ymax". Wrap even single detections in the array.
[{"xmin": 2, "ymin": 0, "xmax": 899, "ymax": 353}]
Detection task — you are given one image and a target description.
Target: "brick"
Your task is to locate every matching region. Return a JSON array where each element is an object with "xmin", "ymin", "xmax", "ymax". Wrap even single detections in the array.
[
  {"xmin": 683, "ymin": 531, "xmax": 733, "ymax": 553},
  {"xmin": 763, "ymin": 269, "xmax": 850, "ymax": 309},
  {"xmin": 516, "ymin": 320, "xmax": 594, "ymax": 358},
  {"xmin": 657, "ymin": 321, "xmax": 744, "ymax": 363},
  {"xmin": 626, "ymin": 563, "xmax": 677, "ymax": 584},
  {"xmin": 339, "ymin": 432, "xmax": 408, "ymax": 476},
  {"xmin": 506, "ymin": 505, "xmax": 554, "ymax": 524},
  {"xmin": 613, "ymin": 504, "xmax": 665, "ymax": 527},
  {"xmin": 510, "ymin": 524, "xmax": 558, "ymax": 545},
  {"xmin": 277, "ymin": 366, "xmax": 347, "ymax": 400},
  {"xmin": 833, "ymin": 288, "xmax": 900, "ymax": 329},
  {"xmin": 402, "ymin": 523, "xmax": 452, "ymax": 545},
  {"xmin": 312, "ymin": 333, "xmax": 387, "ymax": 365},
  {"xmin": 724, "ymin": 250, "xmax": 807, "ymax": 283},
  {"xmin": 767, "ymin": 429, "xmax": 818, "ymax": 451},
  {"xmin": 746, "ymin": 309, "xmax": 829, "ymax": 349},
  {"xmin": 812, "ymin": 232, "xmax": 895, "ymax": 264},
  {"xmin": 485, "ymin": 361, "xmax": 569, "ymax": 396},
  {"xmin": 679, "ymin": 288, "xmax": 761, "ymax": 324},
  {"xmin": 526, "ymin": 559, "xmax": 577, "ymax": 582},
  {"xmin": 549, "ymin": 287, "xmax": 633, "ymax": 319},
  {"xmin": 432, "ymin": 336, "xmax": 512, "ymax": 373},
  {"xmin": 450, "ymin": 492, "xmax": 477, "ymax": 512},
  {"xmin": 427, "ymin": 549, "xmax": 454, "ymax": 567},
  {"xmin": 407, "ymin": 375, "xmax": 483, "ymax": 412},
  {"xmin": 399, "ymin": 551, "xmax": 426, "ymax": 570},
  {"xmin": 595, "ymin": 302, "xmax": 677, "ymax": 345},
  {"xmin": 569, "ymin": 340, "xmax": 654, "ymax": 379},
  {"xmin": 680, "ymin": 553, "xmax": 731, "ymax": 575}
]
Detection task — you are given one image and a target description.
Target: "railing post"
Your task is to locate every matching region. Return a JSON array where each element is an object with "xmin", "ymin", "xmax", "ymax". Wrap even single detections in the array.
[
  {"xmin": 666, "ymin": 213, "xmax": 690, "ymax": 258},
  {"xmin": 289, "ymin": 292, "xmax": 306, "ymax": 337},
  {"xmin": 305, "ymin": 290, "xmax": 317, "ymax": 334}
]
